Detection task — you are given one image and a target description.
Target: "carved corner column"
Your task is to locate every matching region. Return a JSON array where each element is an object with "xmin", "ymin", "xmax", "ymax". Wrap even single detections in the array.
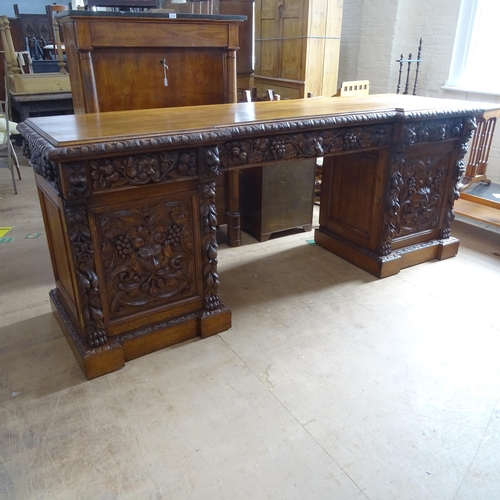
[
  {"xmin": 441, "ymin": 115, "xmax": 477, "ymax": 239},
  {"xmin": 198, "ymin": 146, "xmax": 232, "ymax": 337},
  {"xmin": 29, "ymin": 144, "xmax": 124, "ymax": 379}
]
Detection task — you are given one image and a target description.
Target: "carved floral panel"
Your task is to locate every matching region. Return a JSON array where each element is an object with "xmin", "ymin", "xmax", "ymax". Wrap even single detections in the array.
[
  {"xmin": 94, "ymin": 197, "xmax": 198, "ymax": 320},
  {"xmin": 393, "ymin": 153, "xmax": 450, "ymax": 239}
]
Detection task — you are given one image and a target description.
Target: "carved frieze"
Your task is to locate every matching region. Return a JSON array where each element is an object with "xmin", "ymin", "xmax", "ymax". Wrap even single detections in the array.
[
  {"xmin": 96, "ymin": 200, "xmax": 197, "ymax": 319},
  {"xmin": 65, "ymin": 203, "xmax": 107, "ymax": 347},
  {"xmin": 90, "ymin": 150, "xmax": 197, "ymax": 190},
  {"xmin": 220, "ymin": 124, "xmax": 392, "ymax": 167},
  {"xmin": 401, "ymin": 118, "xmax": 464, "ymax": 149}
]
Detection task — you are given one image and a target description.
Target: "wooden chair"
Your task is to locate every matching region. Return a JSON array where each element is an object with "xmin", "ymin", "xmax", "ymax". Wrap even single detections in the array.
[
  {"xmin": 396, "ymin": 38, "xmax": 423, "ymax": 95},
  {"xmin": 460, "ymin": 109, "xmax": 499, "ymax": 191},
  {"xmin": 339, "ymin": 80, "xmax": 370, "ymax": 97}
]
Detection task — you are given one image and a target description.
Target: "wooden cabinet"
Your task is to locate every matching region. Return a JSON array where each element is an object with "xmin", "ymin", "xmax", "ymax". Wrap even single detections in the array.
[
  {"xmin": 254, "ymin": 0, "xmax": 343, "ymax": 99},
  {"xmin": 57, "ymin": 11, "xmax": 245, "ymax": 113},
  {"xmin": 241, "ymin": 159, "xmax": 316, "ymax": 241}
]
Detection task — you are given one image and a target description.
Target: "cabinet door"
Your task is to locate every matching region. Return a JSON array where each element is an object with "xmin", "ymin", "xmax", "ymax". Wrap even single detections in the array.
[
  {"xmin": 91, "ymin": 47, "xmax": 226, "ymax": 112},
  {"xmin": 255, "ymin": 0, "xmax": 280, "ymax": 78},
  {"xmin": 255, "ymin": 0, "xmax": 306, "ymax": 80},
  {"xmin": 319, "ymin": 151, "xmax": 388, "ymax": 252},
  {"xmin": 280, "ymin": 0, "xmax": 306, "ymax": 81}
]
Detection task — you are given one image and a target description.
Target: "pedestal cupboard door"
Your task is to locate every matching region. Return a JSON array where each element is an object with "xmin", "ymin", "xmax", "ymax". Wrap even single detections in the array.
[{"xmin": 319, "ymin": 151, "xmax": 387, "ymax": 251}]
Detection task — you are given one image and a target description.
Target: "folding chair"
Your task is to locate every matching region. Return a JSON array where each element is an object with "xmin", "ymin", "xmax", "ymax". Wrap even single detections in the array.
[{"xmin": 0, "ymin": 71, "xmax": 22, "ymax": 193}]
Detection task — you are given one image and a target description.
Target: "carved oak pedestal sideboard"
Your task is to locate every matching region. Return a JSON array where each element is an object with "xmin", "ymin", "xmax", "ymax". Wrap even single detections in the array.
[{"xmin": 19, "ymin": 95, "xmax": 499, "ymax": 379}]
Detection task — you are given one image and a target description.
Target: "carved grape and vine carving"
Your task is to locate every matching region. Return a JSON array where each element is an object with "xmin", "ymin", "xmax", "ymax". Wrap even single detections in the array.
[
  {"xmin": 21, "ymin": 139, "xmax": 30, "ymax": 159},
  {"xmin": 65, "ymin": 204, "xmax": 107, "ymax": 347},
  {"xmin": 401, "ymin": 118, "xmax": 464, "ymax": 149},
  {"xmin": 441, "ymin": 116, "xmax": 477, "ymax": 238},
  {"xmin": 89, "ymin": 150, "xmax": 197, "ymax": 190},
  {"xmin": 30, "ymin": 145, "xmax": 60, "ymax": 192},
  {"xmin": 394, "ymin": 155, "xmax": 448, "ymax": 238},
  {"xmin": 96, "ymin": 200, "xmax": 196, "ymax": 318},
  {"xmin": 380, "ymin": 156, "xmax": 405, "ymax": 256},
  {"xmin": 219, "ymin": 124, "xmax": 392, "ymax": 167},
  {"xmin": 199, "ymin": 181, "xmax": 221, "ymax": 311},
  {"xmin": 380, "ymin": 117, "xmax": 473, "ymax": 254}
]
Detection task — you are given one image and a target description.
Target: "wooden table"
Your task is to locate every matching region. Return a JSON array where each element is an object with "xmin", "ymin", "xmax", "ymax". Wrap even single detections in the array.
[{"xmin": 19, "ymin": 94, "xmax": 497, "ymax": 379}]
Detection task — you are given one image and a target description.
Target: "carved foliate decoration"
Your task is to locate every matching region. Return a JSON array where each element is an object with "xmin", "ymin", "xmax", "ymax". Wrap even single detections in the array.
[
  {"xmin": 96, "ymin": 200, "xmax": 196, "ymax": 319},
  {"xmin": 89, "ymin": 150, "xmax": 197, "ymax": 190},
  {"xmin": 65, "ymin": 204, "xmax": 107, "ymax": 347},
  {"xmin": 380, "ymin": 117, "xmax": 473, "ymax": 255},
  {"xmin": 393, "ymin": 154, "xmax": 448, "ymax": 238},
  {"xmin": 380, "ymin": 155, "xmax": 405, "ymax": 256},
  {"xmin": 220, "ymin": 124, "xmax": 392, "ymax": 167},
  {"xmin": 30, "ymin": 145, "xmax": 61, "ymax": 193},
  {"xmin": 401, "ymin": 118, "xmax": 464, "ymax": 149},
  {"xmin": 441, "ymin": 116, "xmax": 477, "ymax": 238},
  {"xmin": 21, "ymin": 139, "xmax": 30, "ymax": 159},
  {"xmin": 199, "ymin": 181, "xmax": 221, "ymax": 311}
]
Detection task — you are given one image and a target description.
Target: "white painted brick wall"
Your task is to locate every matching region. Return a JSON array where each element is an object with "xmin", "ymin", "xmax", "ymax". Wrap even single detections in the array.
[{"xmin": 339, "ymin": 0, "xmax": 500, "ymax": 183}]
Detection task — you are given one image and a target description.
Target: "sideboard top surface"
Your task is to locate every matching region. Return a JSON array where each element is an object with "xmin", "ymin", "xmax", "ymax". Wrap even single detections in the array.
[
  {"xmin": 22, "ymin": 94, "xmax": 498, "ymax": 151},
  {"xmin": 56, "ymin": 10, "xmax": 247, "ymax": 22}
]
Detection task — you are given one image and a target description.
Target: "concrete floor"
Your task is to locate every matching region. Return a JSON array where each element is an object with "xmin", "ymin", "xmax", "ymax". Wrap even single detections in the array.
[{"xmin": 2, "ymin": 152, "xmax": 500, "ymax": 500}]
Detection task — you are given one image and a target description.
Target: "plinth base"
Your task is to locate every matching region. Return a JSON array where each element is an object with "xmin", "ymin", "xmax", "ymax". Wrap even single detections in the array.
[
  {"xmin": 50, "ymin": 289, "xmax": 231, "ymax": 379},
  {"xmin": 314, "ymin": 228, "xmax": 459, "ymax": 279}
]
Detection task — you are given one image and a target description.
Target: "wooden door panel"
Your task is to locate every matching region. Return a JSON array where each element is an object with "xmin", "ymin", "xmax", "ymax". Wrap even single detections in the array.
[
  {"xmin": 256, "ymin": 18, "xmax": 280, "ymax": 77},
  {"xmin": 92, "ymin": 47, "xmax": 225, "ymax": 111},
  {"xmin": 391, "ymin": 141, "xmax": 456, "ymax": 247},
  {"xmin": 280, "ymin": 0, "xmax": 305, "ymax": 80},
  {"xmin": 319, "ymin": 152, "xmax": 381, "ymax": 248},
  {"xmin": 90, "ymin": 189, "xmax": 204, "ymax": 333}
]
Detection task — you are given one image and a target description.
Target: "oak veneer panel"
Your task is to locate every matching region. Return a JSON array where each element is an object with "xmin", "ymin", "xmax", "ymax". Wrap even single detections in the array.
[
  {"xmin": 89, "ymin": 21, "xmax": 232, "ymax": 47},
  {"xmin": 37, "ymin": 184, "xmax": 78, "ymax": 313},
  {"xmin": 320, "ymin": 152, "xmax": 381, "ymax": 248}
]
